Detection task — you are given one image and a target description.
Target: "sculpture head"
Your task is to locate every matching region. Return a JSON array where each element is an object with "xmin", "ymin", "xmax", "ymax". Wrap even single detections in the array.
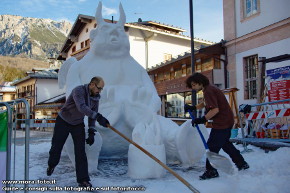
[{"xmin": 89, "ymin": 2, "xmax": 130, "ymax": 58}]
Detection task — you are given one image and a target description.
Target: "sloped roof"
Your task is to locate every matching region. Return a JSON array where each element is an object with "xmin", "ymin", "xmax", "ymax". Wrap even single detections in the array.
[
  {"xmin": 147, "ymin": 42, "xmax": 225, "ymax": 72},
  {"xmin": 57, "ymin": 14, "xmax": 214, "ymax": 60},
  {"xmin": 38, "ymin": 93, "xmax": 66, "ymax": 104},
  {"xmin": 11, "ymin": 69, "xmax": 58, "ymax": 85},
  {"xmin": 0, "ymin": 82, "xmax": 16, "ymax": 92},
  {"xmin": 34, "ymin": 93, "xmax": 65, "ymax": 109}
]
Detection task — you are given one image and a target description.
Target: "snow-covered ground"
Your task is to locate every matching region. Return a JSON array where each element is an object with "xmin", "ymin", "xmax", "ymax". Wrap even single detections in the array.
[{"xmin": 3, "ymin": 130, "xmax": 290, "ymax": 193}]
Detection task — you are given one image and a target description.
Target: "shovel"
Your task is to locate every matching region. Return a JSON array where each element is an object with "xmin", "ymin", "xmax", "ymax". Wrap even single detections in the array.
[
  {"xmin": 107, "ymin": 124, "xmax": 200, "ymax": 193},
  {"xmin": 188, "ymin": 111, "xmax": 234, "ymax": 174}
]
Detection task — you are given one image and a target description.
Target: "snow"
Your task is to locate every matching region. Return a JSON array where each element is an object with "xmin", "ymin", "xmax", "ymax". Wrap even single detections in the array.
[
  {"xmin": 2, "ymin": 130, "xmax": 290, "ymax": 193},
  {"xmin": 128, "ymin": 144, "xmax": 166, "ymax": 179}
]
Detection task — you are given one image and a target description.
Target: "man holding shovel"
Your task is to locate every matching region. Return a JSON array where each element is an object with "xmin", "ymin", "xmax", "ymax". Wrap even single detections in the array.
[
  {"xmin": 185, "ymin": 73, "xmax": 249, "ymax": 180},
  {"xmin": 47, "ymin": 76, "xmax": 110, "ymax": 187}
]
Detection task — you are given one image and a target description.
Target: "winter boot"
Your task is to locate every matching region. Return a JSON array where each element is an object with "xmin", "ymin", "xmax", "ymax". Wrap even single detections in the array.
[
  {"xmin": 78, "ymin": 181, "xmax": 92, "ymax": 188},
  {"xmin": 237, "ymin": 162, "xmax": 249, "ymax": 171},
  {"xmin": 199, "ymin": 169, "xmax": 219, "ymax": 180},
  {"xmin": 46, "ymin": 166, "xmax": 55, "ymax": 176}
]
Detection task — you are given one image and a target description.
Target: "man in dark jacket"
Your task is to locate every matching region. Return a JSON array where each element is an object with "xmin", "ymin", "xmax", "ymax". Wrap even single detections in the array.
[
  {"xmin": 47, "ymin": 76, "xmax": 110, "ymax": 187},
  {"xmin": 185, "ymin": 73, "xmax": 249, "ymax": 180}
]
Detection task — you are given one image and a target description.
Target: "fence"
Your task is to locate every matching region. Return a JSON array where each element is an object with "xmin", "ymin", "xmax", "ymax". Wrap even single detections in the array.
[
  {"xmin": 233, "ymin": 99, "xmax": 290, "ymax": 151},
  {"xmin": 19, "ymin": 119, "xmax": 56, "ymax": 131},
  {"xmin": 0, "ymin": 99, "xmax": 30, "ymax": 193}
]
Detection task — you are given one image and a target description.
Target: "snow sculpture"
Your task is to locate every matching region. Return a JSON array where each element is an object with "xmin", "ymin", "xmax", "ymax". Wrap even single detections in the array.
[{"xmin": 58, "ymin": 2, "xmax": 208, "ymax": 178}]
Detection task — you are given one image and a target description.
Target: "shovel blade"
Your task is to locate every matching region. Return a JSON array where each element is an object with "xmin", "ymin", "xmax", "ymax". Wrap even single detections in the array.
[{"xmin": 206, "ymin": 151, "xmax": 235, "ymax": 174}]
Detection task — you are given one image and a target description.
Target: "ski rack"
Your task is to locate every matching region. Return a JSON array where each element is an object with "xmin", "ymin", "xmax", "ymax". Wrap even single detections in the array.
[{"xmin": 0, "ymin": 99, "xmax": 30, "ymax": 193}]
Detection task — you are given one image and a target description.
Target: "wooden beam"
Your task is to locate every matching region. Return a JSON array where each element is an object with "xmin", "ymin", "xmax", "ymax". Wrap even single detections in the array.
[{"xmin": 80, "ymin": 18, "xmax": 92, "ymax": 24}]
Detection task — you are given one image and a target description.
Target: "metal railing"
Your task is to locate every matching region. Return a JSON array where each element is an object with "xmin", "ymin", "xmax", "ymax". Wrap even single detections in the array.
[{"xmin": 0, "ymin": 99, "xmax": 30, "ymax": 193}]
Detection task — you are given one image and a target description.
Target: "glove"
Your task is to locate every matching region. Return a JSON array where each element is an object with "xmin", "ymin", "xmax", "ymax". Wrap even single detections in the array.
[
  {"xmin": 191, "ymin": 116, "xmax": 207, "ymax": 126},
  {"xmin": 86, "ymin": 128, "xmax": 96, "ymax": 146},
  {"xmin": 240, "ymin": 104, "xmax": 252, "ymax": 114},
  {"xmin": 96, "ymin": 113, "xmax": 110, "ymax": 127},
  {"xmin": 184, "ymin": 104, "xmax": 196, "ymax": 112}
]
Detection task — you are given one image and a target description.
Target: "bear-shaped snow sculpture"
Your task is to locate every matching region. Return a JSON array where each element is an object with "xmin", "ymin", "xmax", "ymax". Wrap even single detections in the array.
[{"xmin": 58, "ymin": 2, "xmax": 208, "ymax": 177}]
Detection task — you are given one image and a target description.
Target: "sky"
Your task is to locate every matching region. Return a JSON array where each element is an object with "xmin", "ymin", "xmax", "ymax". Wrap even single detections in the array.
[
  {"xmin": 1, "ymin": 130, "xmax": 290, "ymax": 193},
  {"xmin": 0, "ymin": 0, "xmax": 224, "ymax": 43}
]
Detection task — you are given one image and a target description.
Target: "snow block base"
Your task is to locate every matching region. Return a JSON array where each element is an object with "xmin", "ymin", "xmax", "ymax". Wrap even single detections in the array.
[{"xmin": 128, "ymin": 144, "xmax": 166, "ymax": 179}]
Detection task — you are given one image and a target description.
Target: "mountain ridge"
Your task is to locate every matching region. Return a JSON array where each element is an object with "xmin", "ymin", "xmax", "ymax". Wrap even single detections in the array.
[
  {"xmin": 0, "ymin": 14, "xmax": 71, "ymax": 61},
  {"xmin": 0, "ymin": 14, "xmax": 71, "ymax": 82}
]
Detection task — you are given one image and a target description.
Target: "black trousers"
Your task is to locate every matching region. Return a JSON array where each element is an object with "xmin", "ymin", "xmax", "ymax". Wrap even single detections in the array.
[
  {"xmin": 206, "ymin": 127, "xmax": 245, "ymax": 170},
  {"xmin": 48, "ymin": 115, "xmax": 89, "ymax": 183}
]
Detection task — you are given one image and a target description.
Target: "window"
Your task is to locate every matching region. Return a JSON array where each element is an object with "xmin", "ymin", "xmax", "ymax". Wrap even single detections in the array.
[
  {"xmin": 154, "ymin": 74, "xmax": 158, "ymax": 83},
  {"xmin": 214, "ymin": 58, "xmax": 221, "ymax": 69},
  {"xmin": 182, "ymin": 64, "xmax": 187, "ymax": 76},
  {"xmin": 81, "ymin": 42, "xmax": 84, "ymax": 49},
  {"xmin": 186, "ymin": 65, "xmax": 192, "ymax": 75},
  {"xmin": 244, "ymin": 0, "xmax": 259, "ymax": 18},
  {"xmin": 166, "ymin": 93, "xmax": 185, "ymax": 118},
  {"xmin": 85, "ymin": 39, "xmax": 90, "ymax": 47},
  {"xmin": 72, "ymin": 46, "xmax": 76, "ymax": 53},
  {"xmin": 164, "ymin": 53, "xmax": 172, "ymax": 62},
  {"xmin": 195, "ymin": 59, "xmax": 202, "ymax": 72},
  {"xmin": 174, "ymin": 68, "xmax": 182, "ymax": 78},
  {"xmin": 244, "ymin": 55, "xmax": 258, "ymax": 99},
  {"xmin": 170, "ymin": 67, "xmax": 175, "ymax": 80},
  {"xmin": 11, "ymin": 94, "xmax": 15, "ymax": 100},
  {"xmin": 157, "ymin": 73, "xmax": 164, "ymax": 82},
  {"xmin": 201, "ymin": 58, "xmax": 213, "ymax": 71},
  {"xmin": 164, "ymin": 72, "xmax": 170, "ymax": 81}
]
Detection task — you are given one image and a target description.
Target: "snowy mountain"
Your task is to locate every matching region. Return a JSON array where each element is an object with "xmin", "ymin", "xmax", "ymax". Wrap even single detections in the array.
[{"xmin": 0, "ymin": 15, "xmax": 71, "ymax": 61}]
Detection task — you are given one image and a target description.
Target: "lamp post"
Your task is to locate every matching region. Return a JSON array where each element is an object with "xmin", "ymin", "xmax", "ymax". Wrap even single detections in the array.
[{"xmin": 189, "ymin": 0, "xmax": 197, "ymax": 110}]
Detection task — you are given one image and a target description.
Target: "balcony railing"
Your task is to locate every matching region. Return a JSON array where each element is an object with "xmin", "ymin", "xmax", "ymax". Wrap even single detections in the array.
[{"xmin": 17, "ymin": 90, "xmax": 35, "ymax": 98}]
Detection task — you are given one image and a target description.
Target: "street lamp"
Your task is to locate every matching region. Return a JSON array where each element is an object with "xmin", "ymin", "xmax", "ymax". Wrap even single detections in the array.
[{"xmin": 189, "ymin": 0, "xmax": 197, "ymax": 110}]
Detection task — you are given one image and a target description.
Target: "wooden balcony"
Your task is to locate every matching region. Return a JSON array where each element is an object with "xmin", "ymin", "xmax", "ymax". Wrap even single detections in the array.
[
  {"xmin": 153, "ymin": 69, "xmax": 225, "ymax": 96},
  {"xmin": 154, "ymin": 75, "xmax": 191, "ymax": 95},
  {"xmin": 18, "ymin": 90, "xmax": 35, "ymax": 98}
]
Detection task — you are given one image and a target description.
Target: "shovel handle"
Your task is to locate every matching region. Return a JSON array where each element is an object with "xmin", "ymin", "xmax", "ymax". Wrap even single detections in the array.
[
  {"xmin": 107, "ymin": 124, "xmax": 200, "ymax": 193},
  {"xmin": 188, "ymin": 111, "xmax": 209, "ymax": 150}
]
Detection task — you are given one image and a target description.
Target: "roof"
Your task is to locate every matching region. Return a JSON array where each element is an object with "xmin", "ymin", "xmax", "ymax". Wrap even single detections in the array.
[
  {"xmin": 0, "ymin": 82, "xmax": 16, "ymax": 92},
  {"xmin": 130, "ymin": 20, "xmax": 186, "ymax": 32},
  {"xmin": 58, "ymin": 14, "xmax": 95, "ymax": 58},
  {"xmin": 12, "ymin": 69, "xmax": 58, "ymax": 85},
  {"xmin": 34, "ymin": 93, "xmax": 66, "ymax": 109},
  {"xmin": 38, "ymin": 93, "xmax": 66, "ymax": 104},
  {"xmin": 57, "ymin": 14, "xmax": 214, "ymax": 60},
  {"xmin": 147, "ymin": 42, "xmax": 225, "ymax": 72}
]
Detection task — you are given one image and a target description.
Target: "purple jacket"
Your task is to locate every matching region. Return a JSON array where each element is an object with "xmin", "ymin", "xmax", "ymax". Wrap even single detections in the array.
[{"xmin": 59, "ymin": 84, "xmax": 100, "ymax": 128}]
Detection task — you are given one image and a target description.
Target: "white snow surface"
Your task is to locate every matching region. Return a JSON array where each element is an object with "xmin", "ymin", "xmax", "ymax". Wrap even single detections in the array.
[{"xmin": 3, "ymin": 130, "xmax": 290, "ymax": 193}]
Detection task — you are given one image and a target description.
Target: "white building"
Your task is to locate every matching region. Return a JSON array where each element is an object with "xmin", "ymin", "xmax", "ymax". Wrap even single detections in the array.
[
  {"xmin": 12, "ymin": 69, "xmax": 65, "ymax": 119},
  {"xmin": 57, "ymin": 15, "xmax": 213, "ymax": 69},
  {"xmin": 223, "ymin": 0, "xmax": 290, "ymax": 105},
  {"xmin": 0, "ymin": 82, "xmax": 16, "ymax": 102}
]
